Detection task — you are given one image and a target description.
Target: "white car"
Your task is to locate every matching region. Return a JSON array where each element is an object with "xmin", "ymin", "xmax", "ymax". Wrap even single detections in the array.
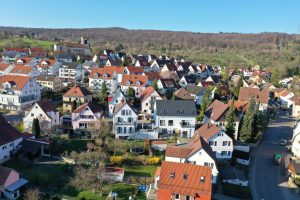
[{"xmin": 279, "ymin": 139, "xmax": 287, "ymax": 146}]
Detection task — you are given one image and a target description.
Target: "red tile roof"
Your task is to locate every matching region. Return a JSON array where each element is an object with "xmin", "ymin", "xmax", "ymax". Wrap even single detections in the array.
[
  {"xmin": 38, "ymin": 59, "xmax": 57, "ymax": 69},
  {"xmin": 204, "ymin": 100, "xmax": 229, "ymax": 121},
  {"xmin": 73, "ymin": 102, "xmax": 102, "ymax": 114},
  {"xmin": 144, "ymin": 71, "xmax": 160, "ymax": 80},
  {"xmin": 126, "ymin": 66, "xmax": 144, "ymax": 74},
  {"xmin": 0, "ymin": 75, "xmax": 31, "ymax": 90},
  {"xmin": 140, "ymin": 86, "xmax": 157, "ymax": 102},
  {"xmin": 158, "ymin": 161, "xmax": 212, "ymax": 199},
  {"xmin": 103, "ymin": 66, "xmax": 124, "ymax": 74},
  {"xmin": 174, "ymin": 88, "xmax": 194, "ymax": 100},
  {"xmin": 15, "ymin": 58, "xmax": 33, "ymax": 65},
  {"xmin": 89, "ymin": 68, "xmax": 116, "ymax": 80},
  {"xmin": 63, "ymin": 85, "xmax": 91, "ymax": 97},
  {"xmin": 121, "ymin": 74, "xmax": 148, "ymax": 87},
  {"xmin": 238, "ymin": 87, "xmax": 269, "ymax": 104},
  {"xmin": 0, "ymin": 63, "xmax": 11, "ymax": 71},
  {"xmin": 195, "ymin": 123, "xmax": 222, "ymax": 141}
]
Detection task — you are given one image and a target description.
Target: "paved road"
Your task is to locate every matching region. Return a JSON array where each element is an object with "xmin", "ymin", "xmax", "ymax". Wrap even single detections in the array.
[{"xmin": 250, "ymin": 109, "xmax": 299, "ymax": 200}]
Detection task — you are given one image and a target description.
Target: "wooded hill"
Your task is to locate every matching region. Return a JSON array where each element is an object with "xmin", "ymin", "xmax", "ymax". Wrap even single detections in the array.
[{"xmin": 1, "ymin": 26, "xmax": 300, "ymax": 71}]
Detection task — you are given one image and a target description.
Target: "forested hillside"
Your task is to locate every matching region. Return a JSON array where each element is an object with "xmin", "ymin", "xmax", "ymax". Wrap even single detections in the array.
[{"xmin": 1, "ymin": 26, "xmax": 300, "ymax": 73}]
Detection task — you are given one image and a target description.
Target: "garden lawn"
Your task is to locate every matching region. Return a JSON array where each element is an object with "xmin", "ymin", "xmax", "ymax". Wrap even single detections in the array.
[
  {"xmin": 125, "ymin": 165, "xmax": 157, "ymax": 177},
  {"xmin": 52, "ymin": 139, "xmax": 94, "ymax": 155}
]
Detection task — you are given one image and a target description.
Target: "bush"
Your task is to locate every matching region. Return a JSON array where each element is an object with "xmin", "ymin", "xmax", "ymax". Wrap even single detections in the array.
[
  {"xmin": 222, "ymin": 184, "xmax": 252, "ymax": 199},
  {"xmin": 295, "ymin": 177, "xmax": 300, "ymax": 186},
  {"xmin": 33, "ymin": 173, "xmax": 49, "ymax": 187},
  {"xmin": 110, "ymin": 156, "xmax": 124, "ymax": 165},
  {"xmin": 146, "ymin": 157, "xmax": 160, "ymax": 165}
]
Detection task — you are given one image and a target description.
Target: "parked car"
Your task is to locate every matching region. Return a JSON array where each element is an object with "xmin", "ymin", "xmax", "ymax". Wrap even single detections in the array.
[{"xmin": 273, "ymin": 154, "xmax": 282, "ymax": 165}]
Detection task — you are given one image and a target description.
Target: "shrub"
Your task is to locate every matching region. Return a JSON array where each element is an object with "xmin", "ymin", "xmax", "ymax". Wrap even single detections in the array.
[
  {"xmin": 146, "ymin": 157, "xmax": 160, "ymax": 165},
  {"xmin": 110, "ymin": 156, "xmax": 124, "ymax": 165}
]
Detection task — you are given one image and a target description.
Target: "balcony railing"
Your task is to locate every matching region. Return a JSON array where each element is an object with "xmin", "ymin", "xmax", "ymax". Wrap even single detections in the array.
[
  {"xmin": 180, "ymin": 122, "xmax": 195, "ymax": 128},
  {"xmin": 115, "ymin": 121, "xmax": 135, "ymax": 125}
]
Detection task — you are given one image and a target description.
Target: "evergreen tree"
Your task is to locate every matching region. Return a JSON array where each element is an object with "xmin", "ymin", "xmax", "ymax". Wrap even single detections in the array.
[
  {"xmin": 153, "ymin": 80, "xmax": 158, "ymax": 90},
  {"xmin": 214, "ymin": 82, "xmax": 222, "ymax": 100},
  {"xmin": 233, "ymin": 77, "xmax": 243, "ymax": 99},
  {"xmin": 198, "ymin": 89, "xmax": 212, "ymax": 122},
  {"xmin": 239, "ymin": 98, "xmax": 256, "ymax": 142},
  {"xmin": 127, "ymin": 87, "xmax": 135, "ymax": 98},
  {"xmin": 72, "ymin": 100, "xmax": 77, "ymax": 111},
  {"xmin": 32, "ymin": 118, "xmax": 41, "ymax": 137},
  {"xmin": 100, "ymin": 82, "xmax": 109, "ymax": 110},
  {"xmin": 271, "ymin": 67, "xmax": 280, "ymax": 87},
  {"xmin": 225, "ymin": 100, "xmax": 236, "ymax": 140}
]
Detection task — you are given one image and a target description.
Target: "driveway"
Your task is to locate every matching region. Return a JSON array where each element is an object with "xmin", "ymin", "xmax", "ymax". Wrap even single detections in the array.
[{"xmin": 250, "ymin": 109, "xmax": 299, "ymax": 200}]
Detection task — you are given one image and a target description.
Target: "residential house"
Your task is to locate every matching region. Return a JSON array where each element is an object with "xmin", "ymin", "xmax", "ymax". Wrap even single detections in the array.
[
  {"xmin": 154, "ymin": 100, "xmax": 196, "ymax": 138},
  {"xmin": 54, "ymin": 37, "xmax": 92, "ymax": 56},
  {"xmin": 179, "ymin": 75, "xmax": 196, "ymax": 87},
  {"xmin": 262, "ymin": 82, "xmax": 276, "ymax": 91},
  {"xmin": 157, "ymin": 78, "xmax": 178, "ymax": 95},
  {"xmin": 161, "ymin": 63, "xmax": 177, "ymax": 73},
  {"xmin": 36, "ymin": 75, "xmax": 63, "ymax": 92},
  {"xmin": 82, "ymin": 60, "xmax": 98, "ymax": 72},
  {"xmin": 165, "ymin": 135, "xmax": 218, "ymax": 183},
  {"xmin": 89, "ymin": 68, "xmax": 118, "ymax": 93},
  {"xmin": 113, "ymin": 100, "xmax": 138, "ymax": 139},
  {"xmin": 147, "ymin": 54, "xmax": 157, "ymax": 62},
  {"xmin": 0, "ymin": 167, "xmax": 28, "ymax": 200},
  {"xmin": 0, "ymin": 75, "xmax": 41, "ymax": 110},
  {"xmin": 150, "ymin": 59, "xmax": 173, "ymax": 71},
  {"xmin": 59, "ymin": 62, "xmax": 85, "ymax": 81},
  {"xmin": 9, "ymin": 65, "xmax": 40, "ymax": 77},
  {"xmin": 238, "ymin": 87, "xmax": 270, "ymax": 111},
  {"xmin": 279, "ymin": 77, "xmax": 293, "ymax": 88},
  {"xmin": 0, "ymin": 114, "xmax": 23, "ymax": 164},
  {"xmin": 292, "ymin": 96, "xmax": 300, "ymax": 118},
  {"xmin": 185, "ymin": 85, "xmax": 206, "ymax": 105},
  {"xmin": 23, "ymin": 99, "xmax": 60, "ymax": 132},
  {"xmin": 121, "ymin": 74, "xmax": 148, "ymax": 98},
  {"xmin": 105, "ymin": 58, "xmax": 122, "ymax": 66},
  {"xmin": 71, "ymin": 102, "xmax": 103, "ymax": 135},
  {"xmin": 108, "ymin": 89, "xmax": 127, "ymax": 117},
  {"xmin": 124, "ymin": 66, "xmax": 144, "ymax": 75},
  {"xmin": 154, "ymin": 161, "xmax": 212, "ymax": 200},
  {"xmin": 143, "ymin": 71, "xmax": 160, "ymax": 85},
  {"xmin": 54, "ymin": 52, "xmax": 75, "ymax": 63},
  {"xmin": 288, "ymin": 160, "xmax": 300, "ymax": 180},
  {"xmin": 204, "ymin": 99, "xmax": 239, "ymax": 140},
  {"xmin": 2, "ymin": 48, "xmax": 28, "ymax": 61},
  {"xmin": 62, "ymin": 85, "xmax": 92, "ymax": 112},
  {"xmin": 279, "ymin": 90, "xmax": 294, "ymax": 108},
  {"xmin": 37, "ymin": 59, "xmax": 61, "ymax": 75},
  {"xmin": 0, "ymin": 63, "xmax": 14, "ymax": 77},
  {"xmin": 29, "ymin": 47, "xmax": 47, "ymax": 58},
  {"xmin": 15, "ymin": 57, "xmax": 39, "ymax": 67},
  {"xmin": 135, "ymin": 57, "xmax": 149, "ymax": 68},
  {"xmin": 103, "ymin": 66, "xmax": 125, "ymax": 83},
  {"xmin": 205, "ymin": 75, "xmax": 220, "ymax": 84},
  {"xmin": 173, "ymin": 88, "xmax": 194, "ymax": 101},
  {"xmin": 195, "ymin": 123, "xmax": 233, "ymax": 162},
  {"xmin": 140, "ymin": 86, "xmax": 162, "ymax": 115}
]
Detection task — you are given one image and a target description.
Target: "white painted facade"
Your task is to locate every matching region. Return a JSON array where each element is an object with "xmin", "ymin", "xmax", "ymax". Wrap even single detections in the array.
[
  {"xmin": 141, "ymin": 90, "xmax": 162, "ymax": 115},
  {"xmin": 0, "ymin": 137, "xmax": 23, "ymax": 164},
  {"xmin": 59, "ymin": 64, "xmax": 84, "ymax": 81},
  {"xmin": 37, "ymin": 60, "xmax": 61, "ymax": 75},
  {"xmin": 206, "ymin": 131, "xmax": 233, "ymax": 161},
  {"xmin": 88, "ymin": 71, "xmax": 118, "ymax": 94},
  {"xmin": 108, "ymin": 90, "xmax": 126, "ymax": 117}
]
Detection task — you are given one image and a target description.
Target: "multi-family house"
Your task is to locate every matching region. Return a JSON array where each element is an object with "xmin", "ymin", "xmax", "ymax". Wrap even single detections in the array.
[
  {"xmin": 185, "ymin": 85, "xmax": 206, "ymax": 105},
  {"xmin": 121, "ymin": 74, "xmax": 148, "ymax": 98},
  {"xmin": 195, "ymin": 123, "xmax": 233, "ymax": 162},
  {"xmin": 113, "ymin": 100, "xmax": 138, "ymax": 139},
  {"xmin": 0, "ymin": 75, "xmax": 41, "ymax": 110},
  {"xmin": 36, "ymin": 75, "xmax": 63, "ymax": 92},
  {"xmin": 108, "ymin": 89, "xmax": 127, "ymax": 117},
  {"xmin": 82, "ymin": 60, "xmax": 98, "ymax": 72},
  {"xmin": 29, "ymin": 47, "xmax": 47, "ymax": 58},
  {"xmin": 0, "ymin": 166, "xmax": 28, "ymax": 200},
  {"xmin": 54, "ymin": 37, "xmax": 92, "ymax": 56},
  {"xmin": 238, "ymin": 87, "xmax": 270, "ymax": 111},
  {"xmin": 204, "ymin": 99, "xmax": 239, "ymax": 140},
  {"xmin": 154, "ymin": 100, "xmax": 196, "ymax": 138},
  {"xmin": 37, "ymin": 59, "xmax": 61, "ymax": 75},
  {"xmin": 154, "ymin": 161, "xmax": 212, "ymax": 200},
  {"xmin": 165, "ymin": 135, "xmax": 219, "ymax": 183},
  {"xmin": 9, "ymin": 65, "xmax": 40, "ymax": 77},
  {"xmin": 71, "ymin": 102, "xmax": 103, "ymax": 135},
  {"xmin": 0, "ymin": 63, "xmax": 14, "ymax": 77},
  {"xmin": 0, "ymin": 114, "xmax": 23, "ymax": 164},
  {"xmin": 15, "ymin": 57, "xmax": 39, "ymax": 67},
  {"xmin": 62, "ymin": 85, "xmax": 92, "ymax": 112},
  {"xmin": 103, "ymin": 66, "xmax": 125, "ymax": 83},
  {"xmin": 89, "ymin": 68, "xmax": 118, "ymax": 93},
  {"xmin": 2, "ymin": 48, "xmax": 28, "ymax": 61},
  {"xmin": 23, "ymin": 99, "xmax": 60, "ymax": 132},
  {"xmin": 140, "ymin": 86, "xmax": 162, "ymax": 115},
  {"xmin": 59, "ymin": 62, "xmax": 85, "ymax": 81}
]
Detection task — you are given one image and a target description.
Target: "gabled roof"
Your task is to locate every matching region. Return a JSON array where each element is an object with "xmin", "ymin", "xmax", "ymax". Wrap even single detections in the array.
[
  {"xmin": 73, "ymin": 102, "xmax": 102, "ymax": 114},
  {"xmin": 164, "ymin": 63, "xmax": 177, "ymax": 71},
  {"xmin": 61, "ymin": 62, "xmax": 79, "ymax": 69},
  {"xmin": 156, "ymin": 100, "xmax": 196, "ymax": 117},
  {"xmin": 63, "ymin": 85, "xmax": 91, "ymax": 97},
  {"xmin": 107, "ymin": 58, "xmax": 122, "ymax": 66},
  {"xmin": 0, "ymin": 63, "xmax": 12, "ymax": 71},
  {"xmin": 185, "ymin": 85, "xmax": 205, "ymax": 95},
  {"xmin": 140, "ymin": 86, "xmax": 158, "ymax": 102},
  {"xmin": 103, "ymin": 66, "xmax": 124, "ymax": 74},
  {"xmin": 0, "ymin": 167, "xmax": 15, "ymax": 185},
  {"xmin": 195, "ymin": 123, "xmax": 222, "ymax": 141},
  {"xmin": 154, "ymin": 59, "xmax": 174, "ymax": 67},
  {"xmin": 36, "ymin": 75, "xmax": 58, "ymax": 82},
  {"xmin": 174, "ymin": 88, "xmax": 194, "ymax": 100},
  {"xmin": 38, "ymin": 59, "xmax": 57, "ymax": 69},
  {"xmin": 144, "ymin": 71, "xmax": 160, "ymax": 80},
  {"xmin": 15, "ymin": 57, "xmax": 34, "ymax": 65},
  {"xmin": 158, "ymin": 161, "xmax": 212, "ymax": 199},
  {"xmin": 158, "ymin": 79, "xmax": 177, "ymax": 88},
  {"xmin": 126, "ymin": 66, "xmax": 144, "ymax": 74},
  {"xmin": 10, "ymin": 65, "xmax": 34, "ymax": 74},
  {"xmin": 36, "ymin": 99, "xmax": 57, "ymax": 113},
  {"xmin": 56, "ymin": 42, "xmax": 89, "ymax": 49},
  {"xmin": 291, "ymin": 96, "xmax": 300, "ymax": 106},
  {"xmin": 0, "ymin": 75, "xmax": 31, "ymax": 90},
  {"xmin": 121, "ymin": 74, "xmax": 148, "ymax": 87},
  {"xmin": 113, "ymin": 99, "xmax": 137, "ymax": 116},
  {"xmin": 204, "ymin": 100, "xmax": 229, "ymax": 121},
  {"xmin": 238, "ymin": 87, "xmax": 269, "ymax": 104},
  {"xmin": 89, "ymin": 68, "xmax": 116, "ymax": 80},
  {"xmin": 0, "ymin": 114, "xmax": 23, "ymax": 146}
]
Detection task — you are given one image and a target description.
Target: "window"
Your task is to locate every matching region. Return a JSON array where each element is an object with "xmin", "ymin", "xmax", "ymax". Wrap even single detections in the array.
[
  {"xmin": 146, "ymin": 103, "xmax": 148, "ymax": 106},
  {"xmin": 160, "ymin": 120, "xmax": 166, "ymax": 126},
  {"xmin": 175, "ymin": 194, "xmax": 180, "ymax": 200},
  {"xmin": 228, "ymin": 141, "xmax": 231, "ymax": 146},
  {"xmin": 168, "ymin": 120, "xmax": 173, "ymax": 126},
  {"xmin": 209, "ymin": 141, "xmax": 214, "ymax": 146},
  {"xmin": 31, "ymin": 113, "xmax": 34, "ymax": 117},
  {"xmin": 223, "ymin": 141, "xmax": 228, "ymax": 146},
  {"xmin": 186, "ymin": 196, "xmax": 190, "ymax": 200},
  {"xmin": 183, "ymin": 174, "xmax": 188, "ymax": 180}
]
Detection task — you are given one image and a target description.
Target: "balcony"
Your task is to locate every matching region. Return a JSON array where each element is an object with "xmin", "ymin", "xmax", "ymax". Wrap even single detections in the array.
[
  {"xmin": 115, "ymin": 121, "xmax": 135, "ymax": 125},
  {"xmin": 180, "ymin": 122, "xmax": 195, "ymax": 128}
]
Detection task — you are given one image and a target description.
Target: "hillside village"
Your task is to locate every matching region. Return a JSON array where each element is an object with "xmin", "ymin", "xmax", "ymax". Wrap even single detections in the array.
[{"xmin": 0, "ymin": 37, "xmax": 300, "ymax": 200}]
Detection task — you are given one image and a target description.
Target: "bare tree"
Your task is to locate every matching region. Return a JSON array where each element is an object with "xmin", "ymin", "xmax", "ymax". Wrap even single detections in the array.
[{"xmin": 24, "ymin": 188, "xmax": 40, "ymax": 200}]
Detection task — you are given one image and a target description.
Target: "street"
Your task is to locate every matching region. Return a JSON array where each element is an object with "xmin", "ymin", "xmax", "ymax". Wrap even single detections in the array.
[{"xmin": 250, "ymin": 109, "xmax": 299, "ymax": 200}]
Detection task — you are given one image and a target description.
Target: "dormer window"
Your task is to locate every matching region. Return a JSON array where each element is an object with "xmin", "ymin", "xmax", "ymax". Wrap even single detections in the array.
[
  {"xmin": 135, "ymin": 81, "xmax": 140, "ymax": 86},
  {"xmin": 126, "ymin": 80, "xmax": 131, "ymax": 85},
  {"xmin": 170, "ymin": 172, "xmax": 175, "ymax": 178},
  {"xmin": 94, "ymin": 73, "xmax": 98, "ymax": 78},
  {"xmin": 103, "ymin": 74, "xmax": 108, "ymax": 78},
  {"xmin": 183, "ymin": 174, "xmax": 188, "ymax": 180},
  {"xmin": 200, "ymin": 176, "xmax": 205, "ymax": 183}
]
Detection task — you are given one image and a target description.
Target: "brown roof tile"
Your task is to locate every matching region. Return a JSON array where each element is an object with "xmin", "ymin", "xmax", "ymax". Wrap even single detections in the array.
[
  {"xmin": 121, "ymin": 74, "xmax": 148, "ymax": 87},
  {"xmin": 195, "ymin": 123, "xmax": 222, "ymax": 141},
  {"xmin": 0, "ymin": 114, "xmax": 22, "ymax": 146},
  {"xmin": 63, "ymin": 85, "xmax": 91, "ymax": 97},
  {"xmin": 0, "ymin": 75, "xmax": 31, "ymax": 90}
]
